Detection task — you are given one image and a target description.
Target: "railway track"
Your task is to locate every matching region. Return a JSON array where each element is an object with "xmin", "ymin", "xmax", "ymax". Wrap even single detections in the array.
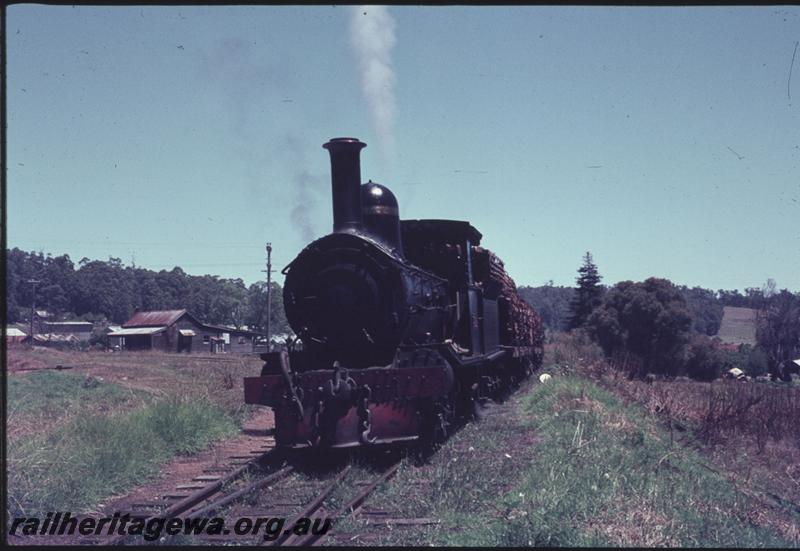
[
  {"xmin": 187, "ymin": 459, "xmax": 401, "ymax": 546},
  {"xmin": 87, "ymin": 435, "xmax": 400, "ymax": 547},
  {"xmin": 68, "ymin": 391, "xmax": 517, "ymax": 546},
  {"xmin": 91, "ymin": 434, "xmax": 281, "ymax": 545}
]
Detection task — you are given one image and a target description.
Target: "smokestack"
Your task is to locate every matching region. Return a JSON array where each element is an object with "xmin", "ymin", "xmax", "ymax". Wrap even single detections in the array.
[{"xmin": 323, "ymin": 137, "xmax": 367, "ymax": 233}]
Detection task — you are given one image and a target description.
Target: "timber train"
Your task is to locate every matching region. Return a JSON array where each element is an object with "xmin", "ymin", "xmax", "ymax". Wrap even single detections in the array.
[{"xmin": 244, "ymin": 138, "xmax": 544, "ymax": 448}]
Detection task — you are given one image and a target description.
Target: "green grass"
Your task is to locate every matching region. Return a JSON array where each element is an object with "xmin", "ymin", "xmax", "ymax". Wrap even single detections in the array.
[
  {"xmin": 8, "ymin": 394, "xmax": 238, "ymax": 517},
  {"xmin": 8, "ymin": 370, "xmax": 146, "ymax": 417},
  {"xmin": 358, "ymin": 376, "xmax": 798, "ymax": 547},
  {"xmin": 461, "ymin": 378, "xmax": 796, "ymax": 546}
]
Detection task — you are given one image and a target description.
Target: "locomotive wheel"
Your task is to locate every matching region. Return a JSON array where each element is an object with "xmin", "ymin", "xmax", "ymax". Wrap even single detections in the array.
[
  {"xmin": 434, "ymin": 412, "xmax": 448, "ymax": 443},
  {"xmin": 471, "ymin": 396, "xmax": 484, "ymax": 421},
  {"xmin": 420, "ymin": 394, "xmax": 455, "ymax": 446},
  {"xmin": 467, "ymin": 382, "xmax": 484, "ymax": 421}
]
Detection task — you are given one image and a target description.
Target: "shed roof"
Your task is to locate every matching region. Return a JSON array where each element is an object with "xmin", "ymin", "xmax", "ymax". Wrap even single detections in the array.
[
  {"xmin": 6, "ymin": 328, "xmax": 26, "ymax": 337},
  {"xmin": 43, "ymin": 321, "xmax": 93, "ymax": 329},
  {"xmin": 29, "ymin": 333, "xmax": 79, "ymax": 342},
  {"xmin": 202, "ymin": 323, "xmax": 264, "ymax": 337},
  {"xmin": 108, "ymin": 327, "xmax": 167, "ymax": 336},
  {"xmin": 123, "ymin": 310, "xmax": 187, "ymax": 327}
]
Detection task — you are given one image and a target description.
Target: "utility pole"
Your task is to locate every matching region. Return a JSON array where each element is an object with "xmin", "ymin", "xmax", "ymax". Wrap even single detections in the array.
[
  {"xmin": 28, "ymin": 279, "xmax": 41, "ymax": 345},
  {"xmin": 262, "ymin": 243, "xmax": 274, "ymax": 351}
]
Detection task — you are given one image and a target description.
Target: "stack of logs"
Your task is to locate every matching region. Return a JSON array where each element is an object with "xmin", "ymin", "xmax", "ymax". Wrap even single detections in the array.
[{"xmin": 473, "ymin": 247, "xmax": 544, "ymax": 352}]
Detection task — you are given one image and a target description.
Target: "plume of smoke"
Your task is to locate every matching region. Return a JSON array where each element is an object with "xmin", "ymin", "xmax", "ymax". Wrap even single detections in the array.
[
  {"xmin": 290, "ymin": 170, "xmax": 319, "ymax": 243},
  {"xmin": 350, "ymin": 6, "xmax": 397, "ymax": 162},
  {"xmin": 197, "ymin": 38, "xmax": 288, "ymax": 222},
  {"xmin": 283, "ymin": 135, "xmax": 322, "ymax": 242}
]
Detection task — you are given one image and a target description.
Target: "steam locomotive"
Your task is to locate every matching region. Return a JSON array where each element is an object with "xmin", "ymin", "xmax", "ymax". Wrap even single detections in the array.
[{"xmin": 244, "ymin": 138, "xmax": 543, "ymax": 448}]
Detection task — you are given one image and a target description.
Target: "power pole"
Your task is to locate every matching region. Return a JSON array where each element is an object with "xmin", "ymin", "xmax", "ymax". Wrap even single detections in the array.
[
  {"xmin": 262, "ymin": 243, "xmax": 274, "ymax": 351},
  {"xmin": 28, "ymin": 279, "xmax": 41, "ymax": 345}
]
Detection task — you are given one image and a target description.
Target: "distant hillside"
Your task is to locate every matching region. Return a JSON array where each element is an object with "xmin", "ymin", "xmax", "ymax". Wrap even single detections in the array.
[{"xmin": 716, "ymin": 306, "xmax": 757, "ymax": 345}]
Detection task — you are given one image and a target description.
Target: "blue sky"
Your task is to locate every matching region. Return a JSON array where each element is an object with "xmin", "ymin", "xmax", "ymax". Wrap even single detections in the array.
[{"xmin": 6, "ymin": 5, "xmax": 800, "ymax": 291}]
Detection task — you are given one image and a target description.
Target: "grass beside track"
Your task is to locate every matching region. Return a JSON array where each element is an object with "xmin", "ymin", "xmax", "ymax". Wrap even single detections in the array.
[
  {"xmin": 8, "ymin": 370, "xmax": 144, "ymax": 416},
  {"xmin": 7, "ymin": 372, "xmax": 239, "ymax": 517},
  {"xmin": 354, "ymin": 376, "xmax": 798, "ymax": 547},
  {"xmin": 7, "ymin": 371, "xmax": 149, "ymax": 441}
]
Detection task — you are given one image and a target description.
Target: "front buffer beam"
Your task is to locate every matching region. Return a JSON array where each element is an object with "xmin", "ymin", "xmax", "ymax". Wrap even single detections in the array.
[{"xmin": 244, "ymin": 353, "xmax": 453, "ymax": 448}]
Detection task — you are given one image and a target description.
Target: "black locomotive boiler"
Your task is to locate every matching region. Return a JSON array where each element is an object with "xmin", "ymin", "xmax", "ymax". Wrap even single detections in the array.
[{"xmin": 244, "ymin": 137, "xmax": 544, "ymax": 448}]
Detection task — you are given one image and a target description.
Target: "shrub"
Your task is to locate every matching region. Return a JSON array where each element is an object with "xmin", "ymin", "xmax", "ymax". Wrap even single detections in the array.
[
  {"xmin": 685, "ymin": 335, "xmax": 727, "ymax": 381},
  {"xmin": 544, "ymin": 329, "xmax": 606, "ymax": 375},
  {"xmin": 586, "ymin": 278, "xmax": 692, "ymax": 377},
  {"xmin": 722, "ymin": 344, "xmax": 769, "ymax": 378}
]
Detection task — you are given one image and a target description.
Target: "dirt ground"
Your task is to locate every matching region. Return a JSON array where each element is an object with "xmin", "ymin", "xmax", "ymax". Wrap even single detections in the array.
[{"xmin": 6, "ymin": 346, "xmax": 263, "ymax": 395}]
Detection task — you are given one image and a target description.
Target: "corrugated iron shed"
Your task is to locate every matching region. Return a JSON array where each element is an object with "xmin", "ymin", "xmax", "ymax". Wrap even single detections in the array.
[{"xmin": 123, "ymin": 310, "xmax": 187, "ymax": 327}]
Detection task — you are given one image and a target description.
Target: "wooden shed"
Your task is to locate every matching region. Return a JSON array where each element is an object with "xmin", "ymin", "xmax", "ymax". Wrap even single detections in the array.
[{"xmin": 108, "ymin": 309, "xmax": 263, "ymax": 354}]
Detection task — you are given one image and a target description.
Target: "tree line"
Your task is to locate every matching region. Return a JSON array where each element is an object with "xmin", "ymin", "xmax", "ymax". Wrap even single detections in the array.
[
  {"xmin": 533, "ymin": 252, "xmax": 800, "ymax": 381},
  {"xmin": 519, "ymin": 268, "xmax": 776, "ymax": 337},
  {"xmin": 5, "ymin": 248, "xmax": 290, "ymax": 335},
  {"xmin": 6, "ymin": 247, "xmax": 797, "ymax": 379}
]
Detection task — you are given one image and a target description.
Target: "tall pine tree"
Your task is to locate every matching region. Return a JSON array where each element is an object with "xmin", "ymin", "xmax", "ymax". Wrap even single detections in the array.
[{"xmin": 568, "ymin": 252, "xmax": 603, "ymax": 330}]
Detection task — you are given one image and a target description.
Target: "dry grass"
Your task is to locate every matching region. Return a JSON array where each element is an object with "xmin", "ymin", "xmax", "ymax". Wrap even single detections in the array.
[
  {"xmin": 606, "ymin": 376, "xmax": 800, "ymax": 450},
  {"xmin": 592, "ymin": 496, "xmax": 678, "ymax": 547},
  {"xmin": 593, "ymin": 369, "xmax": 800, "ymax": 535},
  {"xmin": 6, "ymin": 347, "xmax": 265, "ymax": 412}
]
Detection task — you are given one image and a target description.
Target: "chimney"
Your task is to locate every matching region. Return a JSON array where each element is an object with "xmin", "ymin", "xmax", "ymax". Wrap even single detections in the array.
[{"xmin": 323, "ymin": 137, "xmax": 366, "ymax": 233}]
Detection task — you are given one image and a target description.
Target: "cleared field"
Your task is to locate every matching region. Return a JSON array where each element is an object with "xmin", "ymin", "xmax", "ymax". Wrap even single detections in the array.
[
  {"xmin": 7, "ymin": 347, "xmax": 262, "ymax": 406},
  {"xmin": 716, "ymin": 306, "xmax": 757, "ymax": 345}
]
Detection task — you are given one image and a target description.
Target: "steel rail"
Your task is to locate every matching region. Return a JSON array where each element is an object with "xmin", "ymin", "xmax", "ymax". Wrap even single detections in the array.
[
  {"xmin": 269, "ymin": 465, "xmax": 352, "ymax": 547},
  {"xmin": 188, "ymin": 465, "xmax": 294, "ymax": 518},
  {"xmin": 289, "ymin": 462, "xmax": 400, "ymax": 547},
  {"xmin": 103, "ymin": 448, "xmax": 278, "ymax": 545}
]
